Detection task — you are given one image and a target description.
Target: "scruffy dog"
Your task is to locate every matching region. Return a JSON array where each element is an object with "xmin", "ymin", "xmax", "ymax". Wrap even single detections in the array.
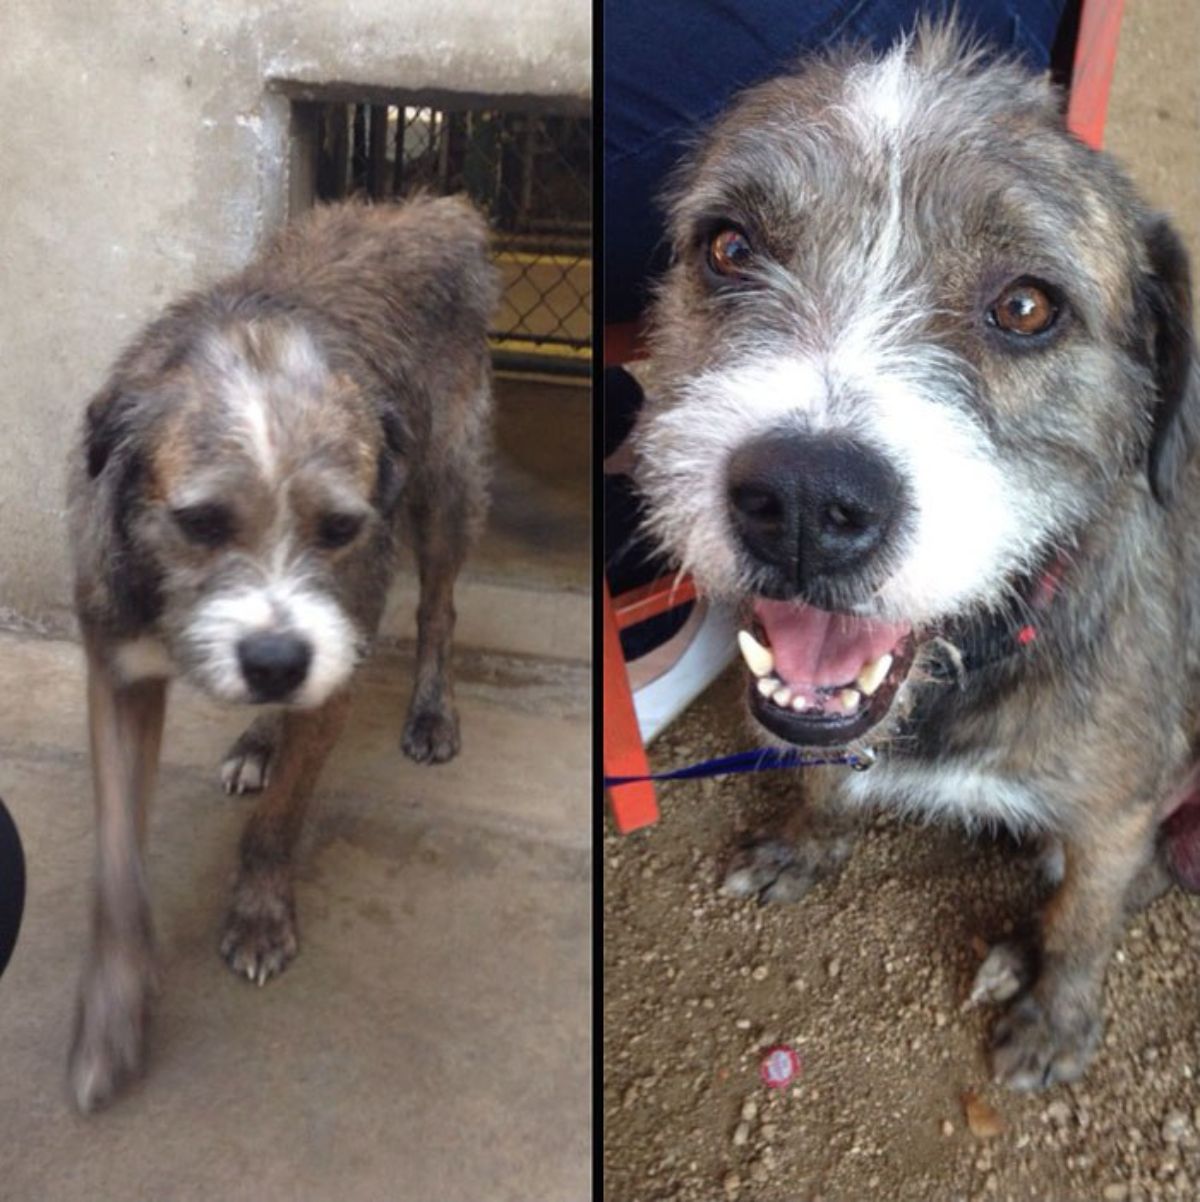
[
  {"xmin": 66, "ymin": 196, "xmax": 497, "ymax": 1111},
  {"xmin": 633, "ymin": 22, "xmax": 1200, "ymax": 1090}
]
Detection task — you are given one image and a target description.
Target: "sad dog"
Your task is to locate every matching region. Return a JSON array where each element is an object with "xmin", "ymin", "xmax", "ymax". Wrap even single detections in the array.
[
  {"xmin": 67, "ymin": 196, "xmax": 497, "ymax": 1111},
  {"xmin": 633, "ymin": 21, "xmax": 1200, "ymax": 1089}
]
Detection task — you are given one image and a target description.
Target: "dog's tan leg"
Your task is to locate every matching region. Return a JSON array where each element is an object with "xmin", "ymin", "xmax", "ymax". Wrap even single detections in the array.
[
  {"xmin": 991, "ymin": 802, "xmax": 1158, "ymax": 1090},
  {"xmin": 401, "ymin": 478, "xmax": 472, "ymax": 764},
  {"xmin": 721, "ymin": 768, "xmax": 860, "ymax": 904},
  {"xmin": 69, "ymin": 642, "xmax": 167, "ymax": 1112},
  {"xmin": 219, "ymin": 690, "xmax": 350, "ymax": 985}
]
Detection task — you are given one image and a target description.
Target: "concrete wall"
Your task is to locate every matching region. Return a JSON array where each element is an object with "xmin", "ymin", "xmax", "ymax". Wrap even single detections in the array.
[{"xmin": 0, "ymin": 0, "xmax": 590, "ymax": 629}]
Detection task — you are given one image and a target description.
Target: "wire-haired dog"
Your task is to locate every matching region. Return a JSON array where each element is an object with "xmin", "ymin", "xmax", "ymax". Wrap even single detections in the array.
[
  {"xmin": 633, "ymin": 20, "xmax": 1200, "ymax": 1089},
  {"xmin": 66, "ymin": 196, "xmax": 497, "ymax": 1111}
]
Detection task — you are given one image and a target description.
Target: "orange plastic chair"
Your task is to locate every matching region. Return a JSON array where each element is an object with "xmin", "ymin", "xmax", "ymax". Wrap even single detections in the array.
[{"xmin": 604, "ymin": 0, "xmax": 1125, "ymax": 834}]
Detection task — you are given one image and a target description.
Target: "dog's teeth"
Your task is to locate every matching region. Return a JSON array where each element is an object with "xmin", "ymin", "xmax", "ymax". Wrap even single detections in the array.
[
  {"xmin": 737, "ymin": 630, "xmax": 775, "ymax": 677},
  {"xmin": 839, "ymin": 688, "xmax": 861, "ymax": 712},
  {"xmin": 856, "ymin": 653, "xmax": 893, "ymax": 697},
  {"xmin": 790, "ymin": 693, "xmax": 809, "ymax": 712},
  {"xmin": 772, "ymin": 685, "xmax": 792, "ymax": 708},
  {"xmin": 756, "ymin": 676, "xmax": 778, "ymax": 699}
]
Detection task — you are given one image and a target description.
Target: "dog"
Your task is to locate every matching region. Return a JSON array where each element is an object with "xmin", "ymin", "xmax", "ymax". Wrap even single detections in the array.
[
  {"xmin": 65, "ymin": 195, "xmax": 498, "ymax": 1111},
  {"xmin": 631, "ymin": 19, "xmax": 1200, "ymax": 1091}
]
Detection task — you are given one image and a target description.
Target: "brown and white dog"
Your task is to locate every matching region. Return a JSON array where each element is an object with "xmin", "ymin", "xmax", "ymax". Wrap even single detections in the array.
[
  {"xmin": 66, "ymin": 196, "xmax": 497, "ymax": 1111},
  {"xmin": 632, "ymin": 21, "xmax": 1200, "ymax": 1089}
]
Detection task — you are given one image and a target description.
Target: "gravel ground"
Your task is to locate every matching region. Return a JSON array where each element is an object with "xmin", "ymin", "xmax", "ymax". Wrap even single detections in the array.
[{"xmin": 604, "ymin": 668, "xmax": 1200, "ymax": 1202}]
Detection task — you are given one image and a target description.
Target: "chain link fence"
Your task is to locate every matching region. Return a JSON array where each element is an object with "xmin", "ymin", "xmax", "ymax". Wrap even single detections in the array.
[{"xmin": 303, "ymin": 99, "xmax": 591, "ymax": 376}]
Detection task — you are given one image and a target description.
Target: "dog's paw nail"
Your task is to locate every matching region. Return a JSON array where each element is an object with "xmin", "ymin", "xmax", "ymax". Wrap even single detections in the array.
[{"xmin": 220, "ymin": 751, "xmax": 269, "ymax": 796}]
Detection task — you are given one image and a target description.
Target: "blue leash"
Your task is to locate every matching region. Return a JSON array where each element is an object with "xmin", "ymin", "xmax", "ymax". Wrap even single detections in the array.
[{"xmin": 604, "ymin": 746, "xmax": 875, "ymax": 787}]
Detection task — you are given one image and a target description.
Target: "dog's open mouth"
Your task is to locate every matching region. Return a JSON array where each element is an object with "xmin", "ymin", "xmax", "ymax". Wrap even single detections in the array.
[{"xmin": 739, "ymin": 599, "xmax": 916, "ymax": 746}]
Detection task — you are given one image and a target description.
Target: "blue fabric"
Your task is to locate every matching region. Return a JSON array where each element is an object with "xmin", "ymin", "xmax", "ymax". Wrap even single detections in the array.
[{"xmin": 603, "ymin": 0, "xmax": 1069, "ymax": 322}]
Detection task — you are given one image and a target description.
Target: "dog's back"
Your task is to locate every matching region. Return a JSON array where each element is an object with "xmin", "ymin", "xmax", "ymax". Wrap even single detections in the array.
[{"xmin": 237, "ymin": 197, "xmax": 499, "ymax": 434}]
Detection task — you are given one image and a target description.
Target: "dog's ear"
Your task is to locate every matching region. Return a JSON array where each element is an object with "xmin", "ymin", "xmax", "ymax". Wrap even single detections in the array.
[
  {"xmin": 373, "ymin": 407, "xmax": 410, "ymax": 514},
  {"xmin": 1141, "ymin": 214, "xmax": 1198, "ymax": 505},
  {"xmin": 83, "ymin": 385, "xmax": 134, "ymax": 479}
]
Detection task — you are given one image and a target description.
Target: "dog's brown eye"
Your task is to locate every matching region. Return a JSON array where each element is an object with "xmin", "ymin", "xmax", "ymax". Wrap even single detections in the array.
[
  {"xmin": 317, "ymin": 512, "xmax": 364, "ymax": 549},
  {"xmin": 172, "ymin": 503, "xmax": 233, "ymax": 548},
  {"xmin": 707, "ymin": 227, "xmax": 754, "ymax": 278},
  {"xmin": 990, "ymin": 281, "xmax": 1058, "ymax": 336}
]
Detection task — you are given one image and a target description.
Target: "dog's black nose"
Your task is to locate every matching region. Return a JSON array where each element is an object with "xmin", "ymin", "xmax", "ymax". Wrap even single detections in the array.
[
  {"xmin": 238, "ymin": 633, "xmax": 312, "ymax": 701},
  {"xmin": 727, "ymin": 432, "xmax": 902, "ymax": 586}
]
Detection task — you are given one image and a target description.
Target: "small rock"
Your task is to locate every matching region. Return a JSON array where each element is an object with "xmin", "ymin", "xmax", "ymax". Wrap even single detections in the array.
[
  {"xmin": 1045, "ymin": 1100, "xmax": 1072, "ymax": 1126},
  {"xmin": 749, "ymin": 1160, "xmax": 769, "ymax": 1184},
  {"xmin": 735, "ymin": 1019, "xmax": 751, "ymax": 1031},
  {"xmin": 751, "ymin": 965, "xmax": 769, "ymax": 981},
  {"xmin": 741, "ymin": 1099, "xmax": 758, "ymax": 1123},
  {"xmin": 723, "ymin": 1171, "xmax": 741, "ymax": 1197},
  {"xmin": 827, "ymin": 958, "xmax": 841, "ymax": 980},
  {"xmin": 761, "ymin": 1123, "xmax": 778, "ymax": 1142},
  {"xmin": 964, "ymin": 1091, "xmax": 1006, "ymax": 1139},
  {"xmin": 733, "ymin": 1121, "xmax": 750, "ymax": 1147},
  {"xmin": 1162, "ymin": 1110, "xmax": 1191, "ymax": 1144},
  {"xmin": 1102, "ymin": 1185, "xmax": 1129, "ymax": 1202},
  {"xmin": 942, "ymin": 1119, "xmax": 955, "ymax": 1137}
]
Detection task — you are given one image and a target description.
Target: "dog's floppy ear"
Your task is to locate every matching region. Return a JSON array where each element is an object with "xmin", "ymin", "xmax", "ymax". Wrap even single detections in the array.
[
  {"xmin": 373, "ymin": 407, "xmax": 410, "ymax": 514},
  {"xmin": 1142, "ymin": 214, "xmax": 1198, "ymax": 505},
  {"xmin": 83, "ymin": 384, "xmax": 134, "ymax": 479}
]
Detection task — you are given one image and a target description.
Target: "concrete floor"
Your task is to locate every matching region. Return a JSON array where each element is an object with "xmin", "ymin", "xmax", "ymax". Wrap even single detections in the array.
[{"xmin": 0, "ymin": 633, "xmax": 589, "ymax": 1200}]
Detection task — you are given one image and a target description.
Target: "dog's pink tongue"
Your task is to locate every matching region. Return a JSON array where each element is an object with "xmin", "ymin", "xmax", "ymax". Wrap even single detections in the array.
[{"xmin": 754, "ymin": 599, "xmax": 909, "ymax": 688}]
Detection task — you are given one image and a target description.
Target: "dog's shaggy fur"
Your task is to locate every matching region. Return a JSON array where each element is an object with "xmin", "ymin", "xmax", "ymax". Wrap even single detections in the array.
[
  {"xmin": 633, "ymin": 21, "xmax": 1200, "ymax": 1089},
  {"xmin": 66, "ymin": 196, "xmax": 497, "ymax": 1111}
]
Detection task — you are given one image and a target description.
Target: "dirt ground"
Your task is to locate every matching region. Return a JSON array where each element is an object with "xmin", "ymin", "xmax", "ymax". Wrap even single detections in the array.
[{"xmin": 604, "ymin": 670, "xmax": 1200, "ymax": 1202}]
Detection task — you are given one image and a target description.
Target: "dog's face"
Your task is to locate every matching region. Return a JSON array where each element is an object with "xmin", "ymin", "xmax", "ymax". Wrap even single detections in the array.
[
  {"xmin": 635, "ymin": 25, "xmax": 1195, "ymax": 749},
  {"xmin": 81, "ymin": 317, "xmax": 406, "ymax": 707}
]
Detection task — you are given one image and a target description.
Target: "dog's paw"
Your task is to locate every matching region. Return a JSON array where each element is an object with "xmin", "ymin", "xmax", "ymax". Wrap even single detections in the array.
[
  {"xmin": 220, "ymin": 881, "xmax": 298, "ymax": 986},
  {"xmin": 402, "ymin": 706, "xmax": 461, "ymax": 764},
  {"xmin": 219, "ymin": 721, "xmax": 278, "ymax": 795},
  {"xmin": 990, "ymin": 993, "xmax": 1102, "ymax": 1091},
  {"xmin": 220, "ymin": 746, "xmax": 272, "ymax": 795},
  {"xmin": 721, "ymin": 833, "xmax": 851, "ymax": 904},
  {"xmin": 68, "ymin": 949, "xmax": 157, "ymax": 1113},
  {"xmin": 969, "ymin": 940, "xmax": 1037, "ymax": 1007}
]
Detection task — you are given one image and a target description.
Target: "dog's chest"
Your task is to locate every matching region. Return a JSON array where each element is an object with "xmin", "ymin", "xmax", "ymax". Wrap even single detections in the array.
[{"xmin": 837, "ymin": 754, "xmax": 1047, "ymax": 832}]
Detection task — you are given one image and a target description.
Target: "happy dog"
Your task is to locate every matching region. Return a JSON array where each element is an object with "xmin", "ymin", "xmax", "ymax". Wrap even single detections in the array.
[
  {"xmin": 633, "ymin": 21, "xmax": 1200, "ymax": 1089},
  {"xmin": 66, "ymin": 196, "xmax": 497, "ymax": 1111}
]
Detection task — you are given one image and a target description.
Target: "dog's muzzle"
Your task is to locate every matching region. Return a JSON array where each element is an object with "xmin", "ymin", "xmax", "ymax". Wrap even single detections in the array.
[{"xmin": 727, "ymin": 431, "xmax": 916, "ymax": 746}]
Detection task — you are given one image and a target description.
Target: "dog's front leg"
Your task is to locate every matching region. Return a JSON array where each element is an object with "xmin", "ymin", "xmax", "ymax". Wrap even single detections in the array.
[
  {"xmin": 220, "ymin": 690, "xmax": 351, "ymax": 985},
  {"xmin": 69, "ymin": 641, "xmax": 167, "ymax": 1112},
  {"xmin": 991, "ymin": 802, "xmax": 1158, "ymax": 1090}
]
